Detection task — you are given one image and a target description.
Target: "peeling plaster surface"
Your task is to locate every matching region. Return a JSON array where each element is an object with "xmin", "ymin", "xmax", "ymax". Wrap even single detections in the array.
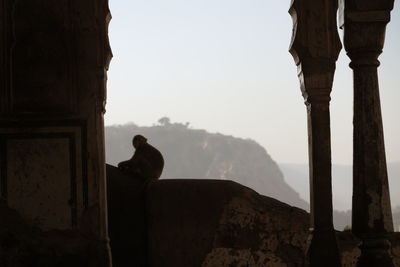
[
  {"xmin": 201, "ymin": 193, "xmax": 308, "ymax": 266},
  {"xmin": 202, "ymin": 248, "xmax": 287, "ymax": 267},
  {"xmin": 340, "ymin": 249, "xmax": 361, "ymax": 267}
]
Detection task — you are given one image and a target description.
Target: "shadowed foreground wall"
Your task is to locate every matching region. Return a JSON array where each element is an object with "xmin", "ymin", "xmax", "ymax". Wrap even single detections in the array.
[
  {"xmin": 146, "ymin": 179, "xmax": 309, "ymax": 266},
  {"xmin": 2, "ymin": 165, "xmax": 400, "ymax": 266},
  {"xmin": 0, "ymin": 198, "xmax": 105, "ymax": 267},
  {"xmin": 145, "ymin": 180, "xmax": 400, "ymax": 267},
  {"xmin": 106, "ymin": 164, "xmax": 148, "ymax": 267},
  {"xmin": 105, "ymin": 165, "xmax": 400, "ymax": 267}
]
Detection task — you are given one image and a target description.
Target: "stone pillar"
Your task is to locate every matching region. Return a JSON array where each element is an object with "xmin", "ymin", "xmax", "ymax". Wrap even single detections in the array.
[
  {"xmin": 0, "ymin": 0, "xmax": 112, "ymax": 266},
  {"xmin": 340, "ymin": 1, "xmax": 395, "ymax": 266},
  {"xmin": 289, "ymin": 0, "xmax": 342, "ymax": 266}
]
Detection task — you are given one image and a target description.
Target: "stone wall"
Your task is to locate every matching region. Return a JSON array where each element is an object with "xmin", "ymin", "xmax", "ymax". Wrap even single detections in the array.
[
  {"xmin": 3, "ymin": 167, "xmax": 400, "ymax": 266},
  {"xmin": 146, "ymin": 179, "xmax": 400, "ymax": 267},
  {"xmin": 146, "ymin": 179, "xmax": 308, "ymax": 266},
  {"xmin": 0, "ymin": 1, "xmax": 112, "ymax": 265}
]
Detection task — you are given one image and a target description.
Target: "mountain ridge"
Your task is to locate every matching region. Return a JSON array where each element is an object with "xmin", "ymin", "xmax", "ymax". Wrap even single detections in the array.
[{"xmin": 105, "ymin": 120, "xmax": 309, "ymax": 210}]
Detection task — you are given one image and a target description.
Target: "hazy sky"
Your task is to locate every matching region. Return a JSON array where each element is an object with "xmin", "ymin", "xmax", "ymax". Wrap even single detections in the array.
[{"xmin": 105, "ymin": 0, "xmax": 400, "ymax": 165}]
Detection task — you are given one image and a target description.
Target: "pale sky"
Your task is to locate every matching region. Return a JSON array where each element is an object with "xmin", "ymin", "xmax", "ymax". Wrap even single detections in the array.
[{"xmin": 105, "ymin": 0, "xmax": 400, "ymax": 165}]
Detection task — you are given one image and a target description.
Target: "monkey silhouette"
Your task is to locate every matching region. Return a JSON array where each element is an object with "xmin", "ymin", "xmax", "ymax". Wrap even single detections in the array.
[{"xmin": 117, "ymin": 135, "xmax": 164, "ymax": 180}]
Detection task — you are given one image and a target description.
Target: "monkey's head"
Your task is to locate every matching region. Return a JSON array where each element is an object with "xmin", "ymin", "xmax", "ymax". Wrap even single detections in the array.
[{"xmin": 132, "ymin": 134, "xmax": 148, "ymax": 149}]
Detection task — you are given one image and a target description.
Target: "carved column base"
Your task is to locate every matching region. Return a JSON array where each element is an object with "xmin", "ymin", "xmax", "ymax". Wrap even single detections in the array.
[
  {"xmin": 306, "ymin": 229, "xmax": 341, "ymax": 267},
  {"xmin": 357, "ymin": 235, "xmax": 394, "ymax": 267}
]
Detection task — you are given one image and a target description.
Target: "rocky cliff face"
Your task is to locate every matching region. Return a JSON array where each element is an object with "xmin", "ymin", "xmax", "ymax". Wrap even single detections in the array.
[{"xmin": 105, "ymin": 121, "xmax": 308, "ymax": 210}]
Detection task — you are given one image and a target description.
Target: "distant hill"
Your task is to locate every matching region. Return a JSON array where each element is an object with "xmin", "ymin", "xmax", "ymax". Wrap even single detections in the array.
[
  {"xmin": 105, "ymin": 119, "xmax": 309, "ymax": 210},
  {"xmin": 280, "ymin": 162, "xmax": 400, "ymax": 210},
  {"xmin": 280, "ymin": 162, "xmax": 400, "ymax": 230}
]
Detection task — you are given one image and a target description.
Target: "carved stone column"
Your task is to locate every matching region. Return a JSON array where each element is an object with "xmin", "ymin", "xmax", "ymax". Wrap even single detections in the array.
[
  {"xmin": 0, "ymin": 0, "xmax": 112, "ymax": 266},
  {"xmin": 340, "ymin": 1, "xmax": 395, "ymax": 266},
  {"xmin": 289, "ymin": 0, "xmax": 342, "ymax": 266}
]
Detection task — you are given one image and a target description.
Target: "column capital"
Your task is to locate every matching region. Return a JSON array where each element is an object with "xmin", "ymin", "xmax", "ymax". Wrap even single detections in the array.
[
  {"xmin": 296, "ymin": 58, "xmax": 336, "ymax": 105},
  {"xmin": 289, "ymin": 0, "xmax": 342, "ymax": 66},
  {"xmin": 289, "ymin": 0, "xmax": 342, "ymax": 105},
  {"xmin": 340, "ymin": 0, "xmax": 394, "ymax": 68}
]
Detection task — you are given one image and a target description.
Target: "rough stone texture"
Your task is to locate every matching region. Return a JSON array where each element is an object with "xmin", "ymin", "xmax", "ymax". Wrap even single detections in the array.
[
  {"xmin": 146, "ymin": 179, "xmax": 309, "ymax": 267},
  {"xmin": 337, "ymin": 231, "xmax": 361, "ymax": 267},
  {"xmin": 145, "ymin": 179, "xmax": 400, "ymax": 267}
]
